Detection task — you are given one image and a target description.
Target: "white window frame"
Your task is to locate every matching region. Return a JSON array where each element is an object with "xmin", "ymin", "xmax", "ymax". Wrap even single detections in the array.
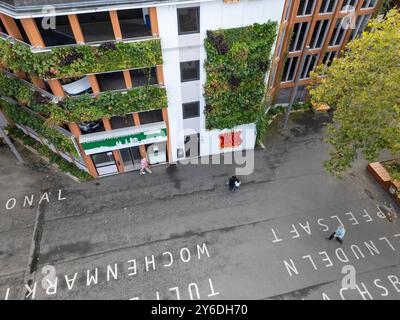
[
  {"xmin": 284, "ymin": 0, "xmax": 292, "ymax": 21},
  {"xmin": 361, "ymin": 0, "xmax": 376, "ymax": 9},
  {"xmin": 319, "ymin": 0, "xmax": 338, "ymax": 14},
  {"xmin": 300, "ymin": 54, "xmax": 319, "ymax": 79},
  {"xmin": 289, "ymin": 22, "xmax": 310, "ymax": 52},
  {"xmin": 281, "ymin": 56, "xmax": 300, "ymax": 83},
  {"xmin": 329, "ymin": 18, "xmax": 346, "ymax": 47},
  {"xmin": 310, "ymin": 19, "xmax": 330, "ymax": 49},
  {"xmin": 323, "ymin": 51, "xmax": 338, "ymax": 66},
  {"xmin": 297, "ymin": 0, "xmax": 317, "ymax": 17}
]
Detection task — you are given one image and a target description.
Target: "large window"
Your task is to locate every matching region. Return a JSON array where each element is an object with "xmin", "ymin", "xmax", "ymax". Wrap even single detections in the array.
[
  {"xmin": 329, "ymin": 18, "xmax": 346, "ymax": 47},
  {"xmin": 281, "ymin": 56, "xmax": 299, "ymax": 82},
  {"xmin": 180, "ymin": 60, "xmax": 200, "ymax": 82},
  {"xmin": 92, "ymin": 153, "xmax": 115, "ymax": 166},
  {"xmin": 182, "ymin": 102, "xmax": 200, "ymax": 119},
  {"xmin": 289, "ymin": 22, "xmax": 309, "ymax": 52},
  {"xmin": 300, "ymin": 54, "xmax": 319, "ymax": 79},
  {"xmin": 297, "ymin": 0, "xmax": 316, "ymax": 16},
  {"xmin": 319, "ymin": 0, "xmax": 338, "ymax": 14},
  {"xmin": 309, "ymin": 20, "xmax": 330, "ymax": 49},
  {"xmin": 177, "ymin": 7, "xmax": 200, "ymax": 35}
]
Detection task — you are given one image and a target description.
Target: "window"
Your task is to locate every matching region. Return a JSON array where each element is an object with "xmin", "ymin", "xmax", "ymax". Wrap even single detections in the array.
[
  {"xmin": 309, "ymin": 20, "xmax": 330, "ymax": 49},
  {"xmin": 177, "ymin": 7, "xmax": 200, "ymax": 35},
  {"xmin": 182, "ymin": 102, "xmax": 200, "ymax": 119},
  {"xmin": 323, "ymin": 51, "xmax": 338, "ymax": 66},
  {"xmin": 180, "ymin": 60, "xmax": 200, "ymax": 82},
  {"xmin": 110, "ymin": 115, "xmax": 135, "ymax": 129},
  {"xmin": 319, "ymin": 0, "xmax": 338, "ymax": 14},
  {"xmin": 284, "ymin": 0, "xmax": 292, "ymax": 21},
  {"xmin": 342, "ymin": 0, "xmax": 358, "ymax": 10},
  {"xmin": 276, "ymin": 28, "xmax": 286, "ymax": 57},
  {"xmin": 362, "ymin": 0, "xmax": 376, "ymax": 8},
  {"xmin": 300, "ymin": 54, "xmax": 319, "ymax": 79},
  {"xmin": 329, "ymin": 18, "xmax": 346, "ymax": 47},
  {"xmin": 91, "ymin": 152, "xmax": 116, "ymax": 168},
  {"xmin": 139, "ymin": 109, "xmax": 163, "ymax": 124},
  {"xmin": 297, "ymin": 0, "xmax": 316, "ymax": 16},
  {"xmin": 350, "ymin": 14, "xmax": 371, "ymax": 40},
  {"xmin": 289, "ymin": 22, "xmax": 309, "ymax": 52},
  {"xmin": 281, "ymin": 56, "xmax": 299, "ymax": 82}
]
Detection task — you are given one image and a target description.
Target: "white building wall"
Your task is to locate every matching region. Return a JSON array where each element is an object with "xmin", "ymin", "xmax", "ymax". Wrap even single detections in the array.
[
  {"xmin": 157, "ymin": 5, "xmax": 186, "ymax": 162},
  {"xmin": 157, "ymin": 0, "xmax": 285, "ymax": 161}
]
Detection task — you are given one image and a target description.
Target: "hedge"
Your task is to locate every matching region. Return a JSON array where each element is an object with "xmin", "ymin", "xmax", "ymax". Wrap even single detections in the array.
[
  {"xmin": 204, "ymin": 22, "xmax": 277, "ymax": 134},
  {"xmin": 0, "ymin": 72, "xmax": 167, "ymax": 123},
  {"xmin": 0, "ymin": 38, "xmax": 162, "ymax": 79}
]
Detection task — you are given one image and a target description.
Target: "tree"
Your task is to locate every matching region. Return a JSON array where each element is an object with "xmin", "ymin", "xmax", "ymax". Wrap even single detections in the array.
[{"xmin": 309, "ymin": 9, "xmax": 400, "ymax": 177}]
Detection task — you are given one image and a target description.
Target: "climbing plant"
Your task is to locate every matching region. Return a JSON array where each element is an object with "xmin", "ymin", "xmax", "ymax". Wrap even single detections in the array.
[
  {"xmin": 0, "ymin": 99, "xmax": 78, "ymax": 157},
  {"xmin": 0, "ymin": 38, "xmax": 162, "ymax": 79},
  {"xmin": 0, "ymin": 72, "xmax": 167, "ymax": 123},
  {"xmin": 204, "ymin": 22, "xmax": 277, "ymax": 136}
]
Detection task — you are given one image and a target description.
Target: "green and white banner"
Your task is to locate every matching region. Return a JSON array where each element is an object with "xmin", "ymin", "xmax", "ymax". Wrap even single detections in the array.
[{"xmin": 80, "ymin": 122, "xmax": 167, "ymax": 155}]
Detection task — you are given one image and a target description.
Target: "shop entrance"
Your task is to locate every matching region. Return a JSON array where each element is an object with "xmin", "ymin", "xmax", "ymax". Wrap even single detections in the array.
[{"xmin": 120, "ymin": 146, "xmax": 142, "ymax": 171}]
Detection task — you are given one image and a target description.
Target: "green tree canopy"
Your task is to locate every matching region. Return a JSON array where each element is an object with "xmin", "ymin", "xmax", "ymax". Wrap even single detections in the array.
[{"xmin": 309, "ymin": 9, "xmax": 400, "ymax": 177}]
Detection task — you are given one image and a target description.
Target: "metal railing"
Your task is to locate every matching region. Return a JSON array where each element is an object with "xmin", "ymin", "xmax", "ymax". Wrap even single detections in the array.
[{"xmin": 0, "ymin": 31, "xmax": 158, "ymax": 53}]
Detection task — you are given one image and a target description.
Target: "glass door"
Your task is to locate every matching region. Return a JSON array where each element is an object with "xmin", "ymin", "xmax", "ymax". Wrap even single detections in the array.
[
  {"xmin": 119, "ymin": 146, "xmax": 142, "ymax": 171},
  {"xmin": 129, "ymin": 146, "xmax": 142, "ymax": 170},
  {"xmin": 120, "ymin": 148, "xmax": 135, "ymax": 172}
]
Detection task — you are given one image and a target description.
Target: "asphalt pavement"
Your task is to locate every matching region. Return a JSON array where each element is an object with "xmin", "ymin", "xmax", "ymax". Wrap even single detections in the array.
[{"xmin": 0, "ymin": 111, "xmax": 399, "ymax": 300}]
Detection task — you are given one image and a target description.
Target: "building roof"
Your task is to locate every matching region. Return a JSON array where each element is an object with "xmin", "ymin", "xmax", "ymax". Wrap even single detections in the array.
[{"xmin": 0, "ymin": 0, "xmax": 204, "ymax": 17}]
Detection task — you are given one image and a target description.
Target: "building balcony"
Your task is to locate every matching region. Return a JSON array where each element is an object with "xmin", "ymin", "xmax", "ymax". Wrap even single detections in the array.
[{"xmin": 0, "ymin": 32, "xmax": 162, "ymax": 80}]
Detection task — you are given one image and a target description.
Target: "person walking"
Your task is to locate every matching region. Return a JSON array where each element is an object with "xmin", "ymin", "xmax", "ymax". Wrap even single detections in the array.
[
  {"xmin": 228, "ymin": 176, "xmax": 236, "ymax": 191},
  {"xmin": 328, "ymin": 225, "xmax": 346, "ymax": 244},
  {"xmin": 234, "ymin": 177, "xmax": 241, "ymax": 192},
  {"xmin": 140, "ymin": 157, "xmax": 150, "ymax": 175}
]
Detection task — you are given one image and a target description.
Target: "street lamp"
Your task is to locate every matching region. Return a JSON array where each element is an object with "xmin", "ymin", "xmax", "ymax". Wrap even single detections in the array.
[{"xmin": 283, "ymin": 45, "xmax": 310, "ymax": 129}]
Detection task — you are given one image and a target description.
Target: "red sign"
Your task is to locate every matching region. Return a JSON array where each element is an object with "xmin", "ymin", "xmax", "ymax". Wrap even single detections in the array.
[{"xmin": 219, "ymin": 131, "xmax": 243, "ymax": 149}]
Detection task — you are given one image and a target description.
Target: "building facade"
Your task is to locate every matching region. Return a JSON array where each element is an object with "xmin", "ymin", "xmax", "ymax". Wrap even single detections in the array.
[
  {"xmin": 0, "ymin": 0, "xmax": 384, "ymax": 178},
  {"xmin": 268, "ymin": 0, "xmax": 383, "ymax": 104}
]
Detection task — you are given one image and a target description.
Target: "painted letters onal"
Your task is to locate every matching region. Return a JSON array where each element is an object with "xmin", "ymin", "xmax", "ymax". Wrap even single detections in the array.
[{"xmin": 4, "ymin": 189, "xmax": 66, "ymax": 211}]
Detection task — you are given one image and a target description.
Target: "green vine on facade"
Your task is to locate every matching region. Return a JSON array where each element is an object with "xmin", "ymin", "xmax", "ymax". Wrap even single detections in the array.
[
  {"xmin": 0, "ymin": 72, "xmax": 167, "ymax": 123},
  {"xmin": 204, "ymin": 22, "xmax": 277, "ymax": 138},
  {"xmin": 0, "ymin": 99, "xmax": 79, "ymax": 157},
  {"xmin": 0, "ymin": 38, "xmax": 162, "ymax": 79}
]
